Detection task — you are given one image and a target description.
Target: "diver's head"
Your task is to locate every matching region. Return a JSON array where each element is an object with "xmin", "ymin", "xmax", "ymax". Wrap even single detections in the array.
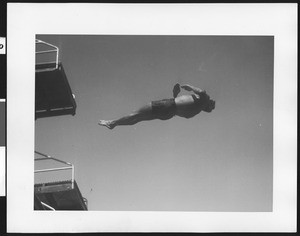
[{"xmin": 203, "ymin": 99, "xmax": 215, "ymax": 112}]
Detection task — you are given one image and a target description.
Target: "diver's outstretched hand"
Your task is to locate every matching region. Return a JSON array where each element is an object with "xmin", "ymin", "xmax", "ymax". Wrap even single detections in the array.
[
  {"xmin": 181, "ymin": 84, "xmax": 206, "ymax": 95},
  {"xmin": 180, "ymin": 84, "xmax": 193, "ymax": 91}
]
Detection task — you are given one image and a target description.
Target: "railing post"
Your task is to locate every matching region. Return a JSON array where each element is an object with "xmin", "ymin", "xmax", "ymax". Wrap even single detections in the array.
[{"xmin": 71, "ymin": 164, "xmax": 75, "ymax": 189}]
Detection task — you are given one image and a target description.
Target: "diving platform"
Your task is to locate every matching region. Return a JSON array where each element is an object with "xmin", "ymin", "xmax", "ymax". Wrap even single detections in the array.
[
  {"xmin": 34, "ymin": 151, "xmax": 87, "ymax": 211},
  {"xmin": 35, "ymin": 39, "xmax": 76, "ymax": 119},
  {"xmin": 34, "ymin": 40, "xmax": 85, "ymax": 210},
  {"xmin": 34, "ymin": 180, "xmax": 87, "ymax": 211}
]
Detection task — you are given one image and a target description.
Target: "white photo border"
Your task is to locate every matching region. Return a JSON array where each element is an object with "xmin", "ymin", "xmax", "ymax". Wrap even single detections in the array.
[{"xmin": 7, "ymin": 3, "xmax": 297, "ymax": 233}]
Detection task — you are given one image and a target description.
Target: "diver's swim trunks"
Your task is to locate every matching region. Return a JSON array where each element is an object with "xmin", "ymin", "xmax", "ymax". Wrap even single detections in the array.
[{"xmin": 151, "ymin": 98, "xmax": 177, "ymax": 120}]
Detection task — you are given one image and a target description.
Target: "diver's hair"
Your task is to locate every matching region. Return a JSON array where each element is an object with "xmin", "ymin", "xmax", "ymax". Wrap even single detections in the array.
[
  {"xmin": 202, "ymin": 98, "xmax": 215, "ymax": 112},
  {"xmin": 201, "ymin": 91, "xmax": 210, "ymax": 101},
  {"xmin": 211, "ymin": 99, "xmax": 216, "ymax": 109}
]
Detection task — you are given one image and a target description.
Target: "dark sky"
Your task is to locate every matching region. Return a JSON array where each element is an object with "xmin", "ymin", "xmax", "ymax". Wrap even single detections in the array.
[{"xmin": 35, "ymin": 35, "xmax": 273, "ymax": 211}]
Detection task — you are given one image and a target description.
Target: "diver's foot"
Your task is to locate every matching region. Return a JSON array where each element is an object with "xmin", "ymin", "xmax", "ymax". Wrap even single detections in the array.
[{"xmin": 98, "ymin": 120, "xmax": 115, "ymax": 130}]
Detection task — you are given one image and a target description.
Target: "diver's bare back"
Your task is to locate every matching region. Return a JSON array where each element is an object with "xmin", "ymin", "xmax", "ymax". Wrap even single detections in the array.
[{"xmin": 175, "ymin": 94, "xmax": 201, "ymax": 118}]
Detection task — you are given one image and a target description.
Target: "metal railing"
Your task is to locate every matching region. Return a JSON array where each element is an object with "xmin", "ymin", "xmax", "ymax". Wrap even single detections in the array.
[
  {"xmin": 34, "ymin": 151, "xmax": 74, "ymax": 189},
  {"xmin": 36, "ymin": 39, "xmax": 59, "ymax": 72},
  {"xmin": 41, "ymin": 201, "xmax": 56, "ymax": 211}
]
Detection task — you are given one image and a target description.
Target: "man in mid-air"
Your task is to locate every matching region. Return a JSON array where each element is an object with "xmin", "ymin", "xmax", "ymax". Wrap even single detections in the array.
[{"xmin": 98, "ymin": 83, "xmax": 215, "ymax": 130}]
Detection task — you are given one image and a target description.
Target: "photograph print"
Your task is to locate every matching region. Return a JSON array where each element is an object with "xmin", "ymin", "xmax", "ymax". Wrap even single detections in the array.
[{"xmin": 34, "ymin": 35, "xmax": 273, "ymax": 212}]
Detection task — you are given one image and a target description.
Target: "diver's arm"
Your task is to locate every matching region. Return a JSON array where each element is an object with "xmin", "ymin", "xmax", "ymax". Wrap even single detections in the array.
[
  {"xmin": 180, "ymin": 84, "xmax": 206, "ymax": 95},
  {"xmin": 173, "ymin": 83, "xmax": 181, "ymax": 98}
]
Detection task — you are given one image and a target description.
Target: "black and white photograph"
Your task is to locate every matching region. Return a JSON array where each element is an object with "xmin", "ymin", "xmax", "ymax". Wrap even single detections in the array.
[
  {"xmin": 34, "ymin": 35, "xmax": 273, "ymax": 212},
  {"xmin": 7, "ymin": 3, "xmax": 297, "ymax": 233}
]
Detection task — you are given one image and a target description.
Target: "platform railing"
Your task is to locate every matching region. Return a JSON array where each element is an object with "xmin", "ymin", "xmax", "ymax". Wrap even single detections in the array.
[
  {"xmin": 35, "ymin": 39, "xmax": 59, "ymax": 72},
  {"xmin": 41, "ymin": 201, "xmax": 56, "ymax": 211},
  {"xmin": 34, "ymin": 151, "xmax": 74, "ymax": 189}
]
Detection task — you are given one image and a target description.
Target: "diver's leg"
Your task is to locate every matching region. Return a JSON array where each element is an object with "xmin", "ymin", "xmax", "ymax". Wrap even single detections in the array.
[{"xmin": 98, "ymin": 103, "xmax": 154, "ymax": 129}]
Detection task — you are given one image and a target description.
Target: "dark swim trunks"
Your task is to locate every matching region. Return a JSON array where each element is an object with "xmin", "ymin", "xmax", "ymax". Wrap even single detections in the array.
[{"xmin": 151, "ymin": 98, "xmax": 177, "ymax": 120}]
